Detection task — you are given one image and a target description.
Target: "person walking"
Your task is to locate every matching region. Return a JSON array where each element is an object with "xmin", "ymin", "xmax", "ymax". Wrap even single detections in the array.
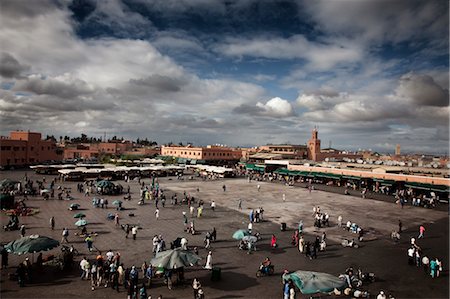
[
  {"xmin": 85, "ymin": 235, "xmax": 94, "ymax": 252},
  {"xmin": 398, "ymin": 220, "xmax": 402, "ymax": 233},
  {"xmin": 204, "ymin": 251, "xmax": 212, "ymax": 270},
  {"xmin": 132, "ymin": 226, "xmax": 138, "ymax": 240},
  {"xmin": 114, "ymin": 213, "xmax": 120, "ymax": 226},
  {"xmin": 50, "ymin": 216, "xmax": 55, "ymax": 230},
  {"xmin": 20, "ymin": 225, "xmax": 26, "ymax": 237},
  {"xmin": 418, "ymin": 225, "xmax": 425, "ymax": 239},
  {"xmin": 155, "ymin": 208, "xmax": 160, "ymax": 220},
  {"xmin": 125, "ymin": 224, "xmax": 130, "ymax": 238},
  {"xmin": 192, "ymin": 278, "xmax": 201, "ymax": 299},
  {"xmin": 61, "ymin": 228, "xmax": 69, "ymax": 243},
  {"xmin": 337, "ymin": 215, "xmax": 343, "ymax": 228},
  {"xmin": 238, "ymin": 198, "xmax": 242, "ymax": 210}
]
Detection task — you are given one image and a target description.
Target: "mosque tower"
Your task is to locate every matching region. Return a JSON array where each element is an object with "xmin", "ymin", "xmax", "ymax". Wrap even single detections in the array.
[{"xmin": 307, "ymin": 127, "xmax": 321, "ymax": 161}]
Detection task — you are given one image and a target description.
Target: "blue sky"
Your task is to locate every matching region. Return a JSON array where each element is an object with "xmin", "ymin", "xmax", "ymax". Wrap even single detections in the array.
[{"xmin": 0, "ymin": 0, "xmax": 448, "ymax": 153}]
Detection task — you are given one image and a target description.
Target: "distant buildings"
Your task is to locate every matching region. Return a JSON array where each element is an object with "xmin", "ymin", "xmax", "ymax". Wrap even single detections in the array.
[
  {"xmin": 248, "ymin": 128, "xmax": 362, "ymax": 162},
  {"xmin": 161, "ymin": 145, "xmax": 242, "ymax": 164},
  {"xmin": 63, "ymin": 141, "xmax": 160, "ymax": 160},
  {"xmin": 0, "ymin": 131, "xmax": 62, "ymax": 167}
]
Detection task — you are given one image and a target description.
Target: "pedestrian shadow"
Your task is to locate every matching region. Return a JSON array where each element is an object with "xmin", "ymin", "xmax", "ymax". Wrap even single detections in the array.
[{"xmin": 197, "ymin": 271, "xmax": 259, "ymax": 291}]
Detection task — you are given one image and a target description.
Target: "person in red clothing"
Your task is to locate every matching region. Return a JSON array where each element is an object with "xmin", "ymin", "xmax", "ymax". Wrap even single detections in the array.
[
  {"xmin": 271, "ymin": 234, "xmax": 277, "ymax": 248},
  {"xmin": 418, "ymin": 225, "xmax": 425, "ymax": 239}
]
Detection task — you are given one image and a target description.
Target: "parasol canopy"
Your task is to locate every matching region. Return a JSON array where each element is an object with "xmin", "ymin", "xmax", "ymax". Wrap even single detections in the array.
[
  {"xmin": 283, "ymin": 270, "xmax": 346, "ymax": 295},
  {"xmin": 232, "ymin": 229, "xmax": 251, "ymax": 240},
  {"xmin": 112, "ymin": 200, "xmax": 123, "ymax": 205},
  {"xmin": 5, "ymin": 235, "xmax": 59, "ymax": 255},
  {"xmin": 73, "ymin": 213, "xmax": 86, "ymax": 218},
  {"xmin": 69, "ymin": 203, "xmax": 80, "ymax": 209},
  {"xmin": 75, "ymin": 219, "xmax": 88, "ymax": 226},
  {"xmin": 150, "ymin": 248, "xmax": 201, "ymax": 269},
  {"xmin": 0, "ymin": 179, "xmax": 19, "ymax": 189},
  {"xmin": 96, "ymin": 180, "xmax": 115, "ymax": 188}
]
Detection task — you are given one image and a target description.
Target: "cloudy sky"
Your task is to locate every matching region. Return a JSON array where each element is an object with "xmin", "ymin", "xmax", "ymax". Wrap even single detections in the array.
[{"xmin": 0, "ymin": 0, "xmax": 448, "ymax": 153}]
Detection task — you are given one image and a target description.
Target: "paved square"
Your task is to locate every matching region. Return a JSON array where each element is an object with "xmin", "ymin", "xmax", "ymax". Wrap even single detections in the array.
[{"xmin": 1, "ymin": 171, "xmax": 448, "ymax": 298}]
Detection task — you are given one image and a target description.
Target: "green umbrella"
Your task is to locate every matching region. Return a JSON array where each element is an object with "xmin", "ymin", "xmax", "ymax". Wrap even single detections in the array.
[
  {"xmin": 232, "ymin": 229, "xmax": 251, "ymax": 240},
  {"xmin": 5, "ymin": 235, "xmax": 59, "ymax": 255},
  {"xmin": 112, "ymin": 200, "xmax": 123, "ymax": 205},
  {"xmin": 283, "ymin": 270, "xmax": 346, "ymax": 295},
  {"xmin": 75, "ymin": 219, "xmax": 88, "ymax": 226},
  {"xmin": 0, "ymin": 179, "xmax": 19, "ymax": 189},
  {"xmin": 69, "ymin": 203, "xmax": 80, "ymax": 210},
  {"xmin": 73, "ymin": 213, "xmax": 86, "ymax": 218},
  {"xmin": 150, "ymin": 248, "xmax": 201, "ymax": 269},
  {"xmin": 96, "ymin": 180, "xmax": 115, "ymax": 188}
]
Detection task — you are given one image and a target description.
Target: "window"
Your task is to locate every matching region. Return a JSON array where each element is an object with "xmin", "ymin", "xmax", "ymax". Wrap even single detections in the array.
[
  {"xmin": 31, "ymin": 147, "xmax": 34, "ymax": 151},
  {"xmin": 13, "ymin": 147, "xmax": 19, "ymax": 151},
  {"xmin": 22, "ymin": 147, "xmax": 25, "ymax": 151}
]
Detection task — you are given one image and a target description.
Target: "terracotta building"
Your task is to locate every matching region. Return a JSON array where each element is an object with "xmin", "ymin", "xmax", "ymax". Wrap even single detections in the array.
[
  {"xmin": 161, "ymin": 145, "xmax": 242, "ymax": 162},
  {"xmin": 0, "ymin": 131, "xmax": 62, "ymax": 167},
  {"xmin": 63, "ymin": 141, "xmax": 134, "ymax": 160}
]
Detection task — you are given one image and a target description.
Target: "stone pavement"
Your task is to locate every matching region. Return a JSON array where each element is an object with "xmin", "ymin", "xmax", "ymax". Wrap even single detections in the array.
[{"xmin": 0, "ymin": 171, "xmax": 448, "ymax": 298}]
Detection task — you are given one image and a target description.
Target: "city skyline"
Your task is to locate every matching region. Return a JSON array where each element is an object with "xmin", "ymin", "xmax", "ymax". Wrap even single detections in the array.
[{"xmin": 0, "ymin": 0, "xmax": 449, "ymax": 154}]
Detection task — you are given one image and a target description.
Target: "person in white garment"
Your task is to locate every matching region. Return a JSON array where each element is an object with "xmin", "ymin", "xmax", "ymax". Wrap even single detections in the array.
[{"xmin": 204, "ymin": 251, "xmax": 213, "ymax": 270}]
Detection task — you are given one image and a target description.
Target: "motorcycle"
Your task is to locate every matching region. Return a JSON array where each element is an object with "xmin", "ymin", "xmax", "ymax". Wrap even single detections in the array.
[
  {"xmin": 256, "ymin": 264, "xmax": 274, "ymax": 277},
  {"xmin": 357, "ymin": 268, "xmax": 376, "ymax": 283}
]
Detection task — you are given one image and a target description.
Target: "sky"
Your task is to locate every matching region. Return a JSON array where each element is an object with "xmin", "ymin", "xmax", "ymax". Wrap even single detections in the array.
[{"xmin": 0, "ymin": 0, "xmax": 449, "ymax": 154}]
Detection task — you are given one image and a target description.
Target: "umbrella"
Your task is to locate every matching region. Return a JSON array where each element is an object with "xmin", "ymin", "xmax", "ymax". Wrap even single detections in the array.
[
  {"xmin": 75, "ymin": 219, "xmax": 88, "ymax": 226},
  {"xmin": 150, "ymin": 248, "xmax": 201, "ymax": 269},
  {"xmin": 0, "ymin": 179, "xmax": 19, "ymax": 189},
  {"xmin": 112, "ymin": 200, "xmax": 123, "ymax": 206},
  {"xmin": 242, "ymin": 235, "xmax": 258, "ymax": 243},
  {"xmin": 96, "ymin": 180, "xmax": 115, "ymax": 188},
  {"xmin": 232, "ymin": 229, "xmax": 251, "ymax": 240},
  {"xmin": 283, "ymin": 270, "xmax": 346, "ymax": 295},
  {"xmin": 5, "ymin": 235, "xmax": 59, "ymax": 255},
  {"xmin": 73, "ymin": 213, "xmax": 86, "ymax": 218}
]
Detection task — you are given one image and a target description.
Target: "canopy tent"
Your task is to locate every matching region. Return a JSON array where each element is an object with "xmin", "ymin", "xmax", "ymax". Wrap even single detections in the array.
[
  {"xmin": 0, "ymin": 179, "xmax": 19, "ymax": 190},
  {"xmin": 150, "ymin": 248, "xmax": 201, "ymax": 269},
  {"xmin": 404, "ymin": 182, "xmax": 449, "ymax": 193},
  {"xmin": 314, "ymin": 172, "xmax": 342, "ymax": 180},
  {"xmin": 245, "ymin": 163, "xmax": 265, "ymax": 172},
  {"xmin": 5, "ymin": 235, "xmax": 59, "ymax": 255},
  {"xmin": 342, "ymin": 175, "xmax": 361, "ymax": 181},
  {"xmin": 283, "ymin": 270, "xmax": 346, "ymax": 295},
  {"xmin": 372, "ymin": 178, "xmax": 396, "ymax": 186}
]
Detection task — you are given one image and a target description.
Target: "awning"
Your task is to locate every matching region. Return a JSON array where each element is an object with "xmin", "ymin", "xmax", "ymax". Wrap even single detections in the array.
[
  {"xmin": 405, "ymin": 182, "xmax": 449, "ymax": 193},
  {"xmin": 274, "ymin": 168, "xmax": 290, "ymax": 175},
  {"xmin": 373, "ymin": 178, "xmax": 396, "ymax": 186},
  {"xmin": 246, "ymin": 163, "xmax": 265, "ymax": 172},
  {"xmin": 342, "ymin": 175, "xmax": 361, "ymax": 181},
  {"xmin": 314, "ymin": 172, "xmax": 342, "ymax": 180}
]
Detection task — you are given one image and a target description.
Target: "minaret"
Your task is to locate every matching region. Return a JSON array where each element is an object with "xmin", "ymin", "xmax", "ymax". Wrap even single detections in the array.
[
  {"xmin": 395, "ymin": 144, "xmax": 401, "ymax": 156},
  {"xmin": 307, "ymin": 127, "xmax": 321, "ymax": 161}
]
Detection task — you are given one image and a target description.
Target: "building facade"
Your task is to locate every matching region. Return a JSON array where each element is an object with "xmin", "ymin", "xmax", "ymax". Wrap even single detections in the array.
[
  {"xmin": 63, "ymin": 141, "xmax": 134, "ymax": 160},
  {"xmin": 0, "ymin": 131, "xmax": 62, "ymax": 167},
  {"xmin": 161, "ymin": 145, "xmax": 242, "ymax": 162}
]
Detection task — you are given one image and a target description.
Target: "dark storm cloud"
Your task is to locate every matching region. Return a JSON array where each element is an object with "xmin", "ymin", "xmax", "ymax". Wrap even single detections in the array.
[
  {"xmin": 397, "ymin": 73, "xmax": 449, "ymax": 107},
  {"xmin": 129, "ymin": 74, "xmax": 186, "ymax": 92},
  {"xmin": 0, "ymin": 52, "xmax": 30, "ymax": 78},
  {"xmin": 13, "ymin": 75, "xmax": 94, "ymax": 98},
  {"xmin": 233, "ymin": 104, "xmax": 265, "ymax": 115}
]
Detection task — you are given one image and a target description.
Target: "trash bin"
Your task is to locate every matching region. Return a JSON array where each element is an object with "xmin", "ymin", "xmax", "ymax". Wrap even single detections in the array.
[
  {"xmin": 281, "ymin": 222, "xmax": 287, "ymax": 231},
  {"xmin": 211, "ymin": 267, "xmax": 221, "ymax": 281}
]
